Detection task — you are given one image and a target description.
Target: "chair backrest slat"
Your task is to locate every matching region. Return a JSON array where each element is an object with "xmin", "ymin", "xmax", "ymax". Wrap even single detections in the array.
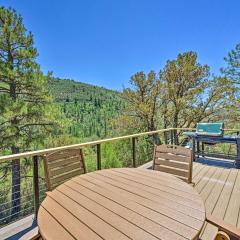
[
  {"xmin": 153, "ymin": 145, "xmax": 193, "ymax": 183},
  {"xmin": 43, "ymin": 148, "xmax": 86, "ymax": 191}
]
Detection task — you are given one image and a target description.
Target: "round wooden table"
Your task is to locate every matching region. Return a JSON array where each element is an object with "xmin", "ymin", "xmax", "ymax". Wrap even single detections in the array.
[{"xmin": 38, "ymin": 168, "xmax": 205, "ymax": 240}]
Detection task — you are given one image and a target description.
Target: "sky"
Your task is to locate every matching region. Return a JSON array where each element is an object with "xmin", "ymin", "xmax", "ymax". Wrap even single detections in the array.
[{"xmin": 1, "ymin": 0, "xmax": 240, "ymax": 90}]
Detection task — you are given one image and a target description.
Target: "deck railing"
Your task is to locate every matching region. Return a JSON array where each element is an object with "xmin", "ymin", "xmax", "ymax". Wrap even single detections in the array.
[{"xmin": 0, "ymin": 127, "xmax": 239, "ymax": 227}]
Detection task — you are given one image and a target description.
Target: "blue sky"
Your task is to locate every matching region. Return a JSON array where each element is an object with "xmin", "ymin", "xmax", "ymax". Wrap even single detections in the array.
[{"xmin": 1, "ymin": 0, "xmax": 240, "ymax": 90}]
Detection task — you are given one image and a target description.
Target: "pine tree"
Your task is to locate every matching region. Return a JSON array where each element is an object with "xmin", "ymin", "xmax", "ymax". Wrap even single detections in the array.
[
  {"xmin": 0, "ymin": 7, "xmax": 60, "ymax": 218},
  {"xmin": 221, "ymin": 43, "xmax": 240, "ymax": 85}
]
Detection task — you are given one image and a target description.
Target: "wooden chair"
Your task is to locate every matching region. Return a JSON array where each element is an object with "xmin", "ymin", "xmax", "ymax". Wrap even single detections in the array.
[
  {"xmin": 206, "ymin": 214, "xmax": 240, "ymax": 240},
  {"xmin": 152, "ymin": 144, "xmax": 193, "ymax": 184},
  {"xmin": 43, "ymin": 148, "xmax": 86, "ymax": 191}
]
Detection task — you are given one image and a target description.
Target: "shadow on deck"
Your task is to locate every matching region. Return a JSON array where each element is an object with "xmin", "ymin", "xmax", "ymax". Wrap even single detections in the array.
[
  {"xmin": 196, "ymin": 156, "xmax": 237, "ymax": 168},
  {"xmin": 0, "ymin": 215, "xmax": 36, "ymax": 240}
]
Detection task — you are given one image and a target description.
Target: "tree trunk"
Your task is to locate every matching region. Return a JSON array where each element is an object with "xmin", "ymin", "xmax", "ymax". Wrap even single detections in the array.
[
  {"xmin": 11, "ymin": 146, "xmax": 20, "ymax": 219},
  {"xmin": 162, "ymin": 101, "xmax": 169, "ymax": 144},
  {"xmin": 10, "ymin": 77, "xmax": 21, "ymax": 219},
  {"xmin": 163, "ymin": 113, "xmax": 168, "ymax": 144},
  {"xmin": 149, "ymin": 119, "xmax": 161, "ymax": 145},
  {"xmin": 173, "ymin": 113, "xmax": 179, "ymax": 145},
  {"xmin": 152, "ymin": 133, "xmax": 161, "ymax": 145}
]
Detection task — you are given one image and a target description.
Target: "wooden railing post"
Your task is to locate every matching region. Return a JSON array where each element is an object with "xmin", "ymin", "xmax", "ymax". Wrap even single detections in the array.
[
  {"xmin": 33, "ymin": 155, "xmax": 40, "ymax": 217},
  {"xmin": 97, "ymin": 144, "xmax": 101, "ymax": 170},
  {"xmin": 132, "ymin": 137, "xmax": 136, "ymax": 168}
]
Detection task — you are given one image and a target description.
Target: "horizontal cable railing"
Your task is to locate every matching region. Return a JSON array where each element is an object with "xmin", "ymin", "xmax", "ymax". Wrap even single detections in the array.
[
  {"xmin": 0, "ymin": 127, "xmax": 239, "ymax": 227},
  {"xmin": 0, "ymin": 155, "xmax": 47, "ymax": 226}
]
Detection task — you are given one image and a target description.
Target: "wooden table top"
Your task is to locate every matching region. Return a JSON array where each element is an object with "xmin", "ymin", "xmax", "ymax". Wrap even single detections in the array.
[{"xmin": 38, "ymin": 168, "xmax": 206, "ymax": 240}]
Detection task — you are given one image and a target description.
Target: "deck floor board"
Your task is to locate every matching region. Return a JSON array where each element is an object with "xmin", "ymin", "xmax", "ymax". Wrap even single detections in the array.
[
  {"xmin": 224, "ymin": 170, "xmax": 240, "ymax": 227},
  {"xmin": 193, "ymin": 162, "xmax": 240, "ymax": 240}
]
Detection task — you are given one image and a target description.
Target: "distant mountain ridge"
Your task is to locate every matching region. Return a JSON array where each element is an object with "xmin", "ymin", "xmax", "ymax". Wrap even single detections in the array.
[
  {"xmin": 49, "ymin": 77, "xmax": 125, "ymax": 139},
  {"xmin": 49, "ymin": 77, "xmax": 120, "ymax": 102}
]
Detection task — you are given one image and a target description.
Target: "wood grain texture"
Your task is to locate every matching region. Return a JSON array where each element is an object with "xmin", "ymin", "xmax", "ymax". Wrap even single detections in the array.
[
  {"xmin": 192, "ymin": 162, "xmax": 240, "ymax": 240},
  {"xmin": 38, "ymin": 168, "xmax": 205, "ymax": 240}
]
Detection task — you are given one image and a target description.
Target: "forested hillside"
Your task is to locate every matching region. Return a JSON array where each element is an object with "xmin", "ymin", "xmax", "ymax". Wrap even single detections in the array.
[{"xmin": 49, "ymin": 78, "xmax": 125, "ymax": 139}]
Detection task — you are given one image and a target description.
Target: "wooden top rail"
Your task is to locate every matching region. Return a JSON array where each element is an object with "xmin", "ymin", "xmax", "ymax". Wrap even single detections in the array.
[
  {"xmin": 0, "ymin": 127, "xmax": 238, "ymax": 163},
  {"xmin": 0, "ymin": 128, "xmax": 172, "ymax": 163}
]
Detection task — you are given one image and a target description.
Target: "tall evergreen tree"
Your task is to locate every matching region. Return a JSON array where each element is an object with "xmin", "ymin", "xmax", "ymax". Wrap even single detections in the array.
[
  {"xmin": 221, "ymin": 43, "xmax": 240, "ymax": 85},
  {"xmin": 220, "ymin": 43, "xmax": 240, "ymax": 123},
  {"xmin": 0, "ymin": 7, "xmax": 60, "ymax": 218}
]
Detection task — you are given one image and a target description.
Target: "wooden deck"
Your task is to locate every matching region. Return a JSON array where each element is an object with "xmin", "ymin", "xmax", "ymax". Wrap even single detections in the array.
[
  {"xmin": 193, "ymin": 160, "xmax": 240, "ymax": 240},
  {"xmin": 1, "ymin": 160, "xmax": 240, "ymax": 240}
]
